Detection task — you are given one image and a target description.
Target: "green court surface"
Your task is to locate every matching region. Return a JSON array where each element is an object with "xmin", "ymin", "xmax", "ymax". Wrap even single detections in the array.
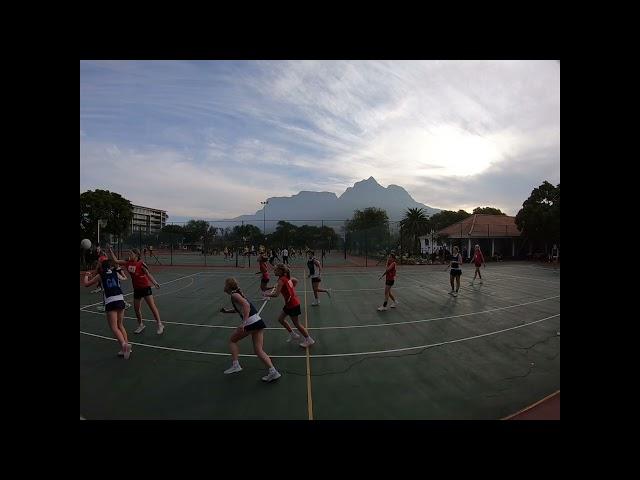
[{"xmin": 80, "ymin": 262, "xmax": 560, "ymax": 420}]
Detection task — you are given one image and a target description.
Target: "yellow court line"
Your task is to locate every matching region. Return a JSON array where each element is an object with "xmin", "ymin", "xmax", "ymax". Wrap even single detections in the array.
[{"xmin": 303, "ymin": 272, "xmax": 314, "ymax": 420}]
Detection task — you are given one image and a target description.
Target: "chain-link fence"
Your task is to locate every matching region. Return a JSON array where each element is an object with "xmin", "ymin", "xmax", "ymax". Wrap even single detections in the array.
[{"xmin": 82, "ymin": 218, "xmax": 555, "ymax": 268}]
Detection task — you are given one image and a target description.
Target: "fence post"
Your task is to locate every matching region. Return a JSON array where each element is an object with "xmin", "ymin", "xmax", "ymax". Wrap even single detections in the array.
[
  {"xmin": 170, "ymin": 242, "xmax": 173, "ymax": 266},
  {"xmin": 364, "ymin": 230, "xmax": 368, "ymax": 267},
  {"xmin": 399, "ymin": 225, "xmax": 403, "ymax": 265},
  {"xmin": 321, "ymin": 220, "xmax": 324, "ymax": 268},
  {"xmin": 344, "ymin": 220, "xmax": 347, "ymax": 260}
]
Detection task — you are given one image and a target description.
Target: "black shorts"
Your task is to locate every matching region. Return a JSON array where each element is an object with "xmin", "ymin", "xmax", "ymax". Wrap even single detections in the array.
[
  {"xmin": 283, "ymin": 305, "xmax": 302, "ymax": 317},
  {"xmin": 244, "ymin": 319, "xmax": 266, "ymax": 332},
  {"xmin": 311, "ymin": 277, "xmax": 321, "ymax": 283},
  {"xmin": 261, "ymin": 277, "xmax": 269, "ymax": 284},
  {"xmin": 386, "ymin": 280, "xmax": 395, "ymax": 286},
  {"xmin": 105, "ymin": 300, "xmax": 126, "ymax": 312},
  {"xmin": 134, "ymin": 287, "xmax": 153, "ymax": 299},
  {"xmin": 450, "ymin": 269, "xmax": 462, "ymax": 277}
]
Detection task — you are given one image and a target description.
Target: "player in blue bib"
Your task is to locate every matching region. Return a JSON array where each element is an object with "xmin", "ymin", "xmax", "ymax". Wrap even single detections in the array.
[{"xmin": 83, "ymin": 260, "xmax": 132, "ymax": 359}]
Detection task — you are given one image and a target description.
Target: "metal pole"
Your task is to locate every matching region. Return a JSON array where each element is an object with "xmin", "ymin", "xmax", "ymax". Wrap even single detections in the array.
[
  {"xmin": 399, "ymin": 225, "xmax": 402, "ymax": 265},
  {"xmin": 321, "ymin": 220, "xmax": 324, "ymax": 268},
  {"xmin": 97, "ymin": 220, "xmax": 100, "ymax": 246},
  {"xmin": 365, "ymin": 230, "xmax": 368, "ymax": 267},
  {"xmin": 344, "ymin": 220, "xmax": 347, "ymax": 260}
]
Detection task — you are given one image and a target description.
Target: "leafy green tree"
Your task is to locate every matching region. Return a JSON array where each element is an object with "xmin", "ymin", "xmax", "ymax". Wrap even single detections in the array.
[
  {"xmin": 346, "ymin": 208, "xmax": 390, "ymax": 255},
  {"xmin": 472, "ymin": 206, "xmax": 506, "ymax": 216},
  {"xmin": 515, "ymin": 181, "xmax": 560, "ymax": 248},
  {"xmin": 183, "ymin": 220, "xmax": 210, "ymax": 243},
  {"xmin": 80, "ymin": 189, "xmax": 133, "ymax": 244}
]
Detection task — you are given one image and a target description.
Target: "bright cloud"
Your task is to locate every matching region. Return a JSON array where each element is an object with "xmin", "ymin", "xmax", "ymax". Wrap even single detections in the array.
[{"xmin": 80, "ymin": 60, "xmax": 559, "ymax": 218}]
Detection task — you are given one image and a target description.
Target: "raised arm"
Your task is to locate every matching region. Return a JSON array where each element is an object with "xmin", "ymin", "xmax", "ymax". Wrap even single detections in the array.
[{"xmin": 108, "ymin": 247, "xmax": 127, "ymax": 265}]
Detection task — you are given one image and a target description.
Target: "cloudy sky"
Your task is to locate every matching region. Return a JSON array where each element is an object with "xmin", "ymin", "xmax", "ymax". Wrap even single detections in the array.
[{"xmin": 80, "ymin": 60, "xmax": 559, "ymax": 220}]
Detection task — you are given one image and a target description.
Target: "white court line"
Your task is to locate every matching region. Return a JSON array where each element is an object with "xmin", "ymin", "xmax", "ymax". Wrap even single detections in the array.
[
  {"xmin": 80, "ymin": 294, "xmax": 559, "ymax": 330},
  {"xmin": 79, "ymin": 272, "xmax": 203, "ymax": 309},
  {"xmin": 80, "ymin": 313, "xmax": 560, "ymax": 358},
  {"xmin": 488, "ymin": 272, "xmax": 560, "ymax": 284}
]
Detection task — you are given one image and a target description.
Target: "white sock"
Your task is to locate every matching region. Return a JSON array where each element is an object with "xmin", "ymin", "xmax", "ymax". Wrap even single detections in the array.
[
  {"xmin": 232, "ymin": 360, "xmax": 240, "ymax": 367},
  {"xmin": 268, "ymin": 367, "xmax": 276, "ymax": 374}
]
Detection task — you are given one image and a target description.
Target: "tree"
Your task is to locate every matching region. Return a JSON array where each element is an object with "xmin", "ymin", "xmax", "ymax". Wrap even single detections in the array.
[
  {"xmin": 158, "ymin": 224, "xmax": 185, "ymax": 247},
  {"xmin": 270, "ymin": 221, "xmax": 298, "ymax": 248},
  {"xmin": 346, "ymin": 207, "xmax": 389, "ymax": 231},
  {"xmin": 346, "ymin": 208, "xmax": 390, "ymax": 255},
  {"xmin": 183, "ymin": 220, "xmax": 210, "ymax": 243},
  {"xmin": 400, "ymin": 208, "xmax": 429, "ymax": 255},
  {"xmin": 231, "ymin": 224, "xmax": 263, "ymax": 245},
  {"xmin": 428, "ymin": 209, "xmax": 471, "ymax": 231},
  {"xmin": 473, "ymin": 206, "xmax": 506, "ymax": 216},
  {"xmin": 80, "ymin": 189, "xmax": 133, "ymax": 244},
  {"xmin": 515, "ymin": 181, "xmax": 560, "ymax": 250}
]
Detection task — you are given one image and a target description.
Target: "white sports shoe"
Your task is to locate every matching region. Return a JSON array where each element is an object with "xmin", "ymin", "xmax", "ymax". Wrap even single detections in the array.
[
  {"xmin": 311, "ymin": 300, "xmax": 319, "ymax": 306},
  {"xmin": 299, "ymin": 337, "xmax": 315, "ymax": 348},
  {"xmin": 134, "ymin": 324, "xmax": 146, "ymax": 334},
  {"xmin": 117, "ymin": 345, "xmax": 132, "ymax": 356},
  {"xmin": 286, "ymin": 332, "xmax": 301, "ymax": 343},
  {"xmin": 326, "ymin": 289, "xmax": 332, "ymax": 298},
  {"xmin": 157, "ymin": 323, "xmax": 165, "ymax": 335},
  {"xmin": 377, "ymin": 306, "xmax": 388, "ymax": 311},
  {"xmin": 262, "ymin": 370, "xmax": 282, "ymax": 382},
  {"xmin": 124, "ymin": 302, "xmax": 132, "ymax": 309},
  {"xmin": 224, "ymin": 364, "xmax": 243, "ymax": 374},
  {"xmin": 390, "ymin": 302, "xmax": 399, "ymax": 308},
  {"xmin": 123, "ymin": 343, "xmax": 132, "ymax": 360}
]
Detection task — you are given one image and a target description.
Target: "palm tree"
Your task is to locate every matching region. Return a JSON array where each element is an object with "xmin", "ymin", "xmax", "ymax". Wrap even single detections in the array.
[{"xmin": 400, "ymin": 208, "xmax": 429, "ymax": 256}]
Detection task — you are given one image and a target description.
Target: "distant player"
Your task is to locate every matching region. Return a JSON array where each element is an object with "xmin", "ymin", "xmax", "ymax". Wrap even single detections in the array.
[
  {"xmin": 470, "ymin": 244, "xmax": 485, "ymax": 284},
  {"xmin": 377, "ymin": 252, "xmax": 398, "ymax": 311},
  {"xmin": 446, "ymin": 246, "xmax": 463, "ymax": 296},
  {"xmin": 306, "ymin": 251, "xmax": 331, "ymax": 306},
  {"xmin": 282, "ymin": 247, "xmax": 289, "ymax": 265},
  {"xmin": 256, "ymin": 253, "xmax": 274, "ymax": 292}
]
